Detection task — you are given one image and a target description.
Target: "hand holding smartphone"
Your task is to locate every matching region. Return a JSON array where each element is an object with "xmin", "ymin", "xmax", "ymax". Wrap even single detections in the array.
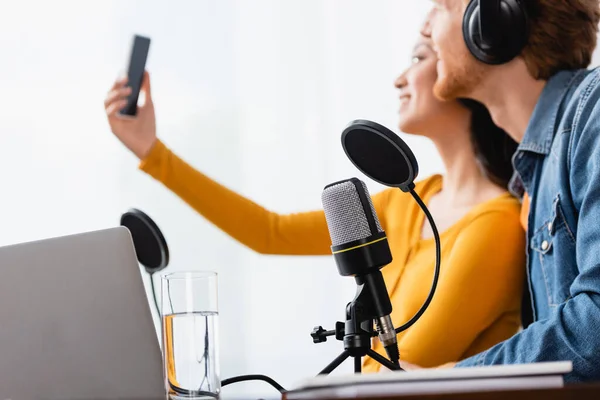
[{"xmin": 120, "ymin": 34, "xmax": 151, "ymax": 117}]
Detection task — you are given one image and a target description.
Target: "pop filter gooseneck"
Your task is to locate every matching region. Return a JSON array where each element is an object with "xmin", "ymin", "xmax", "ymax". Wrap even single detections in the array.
[
  {"xmin": 120, "ymin": 208, "xmax": 169, "ymax": 317},
  {"xmin": 341, "ymin": 119, "xmax": 441, "ymax": 335}
]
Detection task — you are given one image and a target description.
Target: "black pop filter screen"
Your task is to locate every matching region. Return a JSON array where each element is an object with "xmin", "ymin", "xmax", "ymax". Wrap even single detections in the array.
[
  {"xmin": 120, "ymin": 209, "xmax": 169, "ymax": 273},
  {"xmin": 344, "ymin": 127, "xmax": 410, "ymax": 186},
  {"xmin": 341, "ymin": 120, "xmax": 418, "ymax": 190}
]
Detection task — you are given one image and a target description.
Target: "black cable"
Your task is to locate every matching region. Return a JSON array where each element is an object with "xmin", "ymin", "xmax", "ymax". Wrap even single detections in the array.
[
  {"xmin": 171, "ymin": 375, "xmax": 286, "ymax": 397},
  {"xmin": 169, "ymin": 383, "xmax": 218, "ymax": 399},
  {"xmin": 221, "ymin": 374, "xmax": 287, "ymax": 393},
  {"xmin": 149, "ymin": 272, "xmax": 161, "ymax": 317},
  {"xmin": 393, "ymin": 188, "xmax": 441, "ymax": 334},
  {"xmin": 171, "ymin": 375, "xmax": 286, "ymax": 398}
]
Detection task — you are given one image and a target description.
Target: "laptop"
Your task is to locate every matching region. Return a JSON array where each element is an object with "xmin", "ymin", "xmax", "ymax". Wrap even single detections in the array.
[{"xmin": 0, "ymin": 227, "xmax": 166, "ymax": 399}]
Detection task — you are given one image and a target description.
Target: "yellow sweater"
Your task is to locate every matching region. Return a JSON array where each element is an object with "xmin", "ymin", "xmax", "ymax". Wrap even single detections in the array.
[{"xmin": 141, "ymin": 140, "xmax": 526, "ymax": 372}]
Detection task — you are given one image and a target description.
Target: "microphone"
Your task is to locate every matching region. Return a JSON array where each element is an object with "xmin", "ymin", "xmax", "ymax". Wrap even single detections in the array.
[
  {"xmin": 321, "ymin": 177, "xmax": 400, "ymax": 366},
  {"xmin": 312, "ymin": 119, "xmax": 440, "ymax": 375}
]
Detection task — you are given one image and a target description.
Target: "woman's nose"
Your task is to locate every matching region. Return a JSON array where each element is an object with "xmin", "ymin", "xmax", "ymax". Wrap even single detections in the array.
[{"xmin": 395, "ymin": 71, "xmax": 408, "ymax": 89}]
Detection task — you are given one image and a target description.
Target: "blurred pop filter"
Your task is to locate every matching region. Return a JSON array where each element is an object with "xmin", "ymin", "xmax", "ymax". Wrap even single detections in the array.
[
  {"xmin": 120, "ymin": 208, "xmax": 169, "ymax": 274},
  {"xmin": 341, "ymin": 119, "xmax": 419, "ymax": 192}
]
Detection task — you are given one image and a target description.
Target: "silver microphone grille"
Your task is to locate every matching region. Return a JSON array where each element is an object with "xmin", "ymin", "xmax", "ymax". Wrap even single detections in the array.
[{"xmin": 321, "ymin": 179, "xmax": 383, "ymax": 247}]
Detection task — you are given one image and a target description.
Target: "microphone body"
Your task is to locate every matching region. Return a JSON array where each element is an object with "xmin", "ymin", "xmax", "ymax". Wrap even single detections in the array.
[{"xmin": 321, "ymin": 178, "xmax": 399, "ymax": 364}]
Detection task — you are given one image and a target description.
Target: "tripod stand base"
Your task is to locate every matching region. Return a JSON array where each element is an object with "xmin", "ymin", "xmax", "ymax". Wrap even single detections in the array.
[
  {"xmin": 318, "ymin": 349, "xmax": 402, "ymax": 375},
  {"xmin": 319, "ymin": 350, "xmax": 351, "ymax": 375},
  {"xmin": 366, "ymin": 349, "xmax": 402, "ymax": 371}
]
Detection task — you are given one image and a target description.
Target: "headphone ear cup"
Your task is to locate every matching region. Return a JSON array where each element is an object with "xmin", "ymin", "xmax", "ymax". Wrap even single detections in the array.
[
  {"xmin": 463, "ymin": 0, "xmax": 486, "ymax": 62},
  {"xmin": 462, "ymin": 0, "xmax": 529, "ymax": 65}
]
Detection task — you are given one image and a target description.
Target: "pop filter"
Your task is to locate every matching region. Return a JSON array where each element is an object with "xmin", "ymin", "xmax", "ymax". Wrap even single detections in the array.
[
  {"xmin": 339, "ymin": 119, "xmax": 440, "ymax": 337},
  {"xmin": 120, "ymin": 208, "xmax": 169, "ymax": 274},
  {"xmin": 341, "ymin": 119, "xmax": 419, "ymax": 192}
]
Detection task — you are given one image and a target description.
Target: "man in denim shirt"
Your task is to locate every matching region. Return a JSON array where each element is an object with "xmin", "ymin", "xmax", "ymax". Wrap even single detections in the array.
[{"xmin": 424, "ymin": 0, "xmax": 600, "ymax": 382}]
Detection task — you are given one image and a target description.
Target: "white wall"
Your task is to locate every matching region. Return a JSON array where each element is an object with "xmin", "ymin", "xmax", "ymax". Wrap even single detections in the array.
[{"xmin": 0, "ymin": 1, "xmax": 438, "ymax": 398}]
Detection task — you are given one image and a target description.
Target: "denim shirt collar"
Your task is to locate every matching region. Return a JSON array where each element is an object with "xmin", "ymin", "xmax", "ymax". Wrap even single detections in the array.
[
  {"xmin": 508, "ymin": 70, "xmax": 580, "ymax": 198},
  {"xmin": 519, "ymin": 70, "xmax": 579, "ymax": 155}
]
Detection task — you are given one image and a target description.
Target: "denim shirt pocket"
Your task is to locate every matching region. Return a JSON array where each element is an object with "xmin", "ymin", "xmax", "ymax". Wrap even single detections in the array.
[{"xmin": 530, "ymin": 194, "xmax": 577, "ymax": 307}]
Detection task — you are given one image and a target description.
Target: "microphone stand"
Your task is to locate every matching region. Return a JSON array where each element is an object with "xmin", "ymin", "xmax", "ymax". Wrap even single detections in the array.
[
  {"xmin": 311, "ymin": 185, "xmax": 441, "ymax": 375},
  {"xmin": 311, "ymin": 278, "xmax": 401, "ymax": 374}
]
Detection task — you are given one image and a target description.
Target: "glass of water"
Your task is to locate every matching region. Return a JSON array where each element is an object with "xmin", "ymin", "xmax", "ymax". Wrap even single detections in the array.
[{"xmin": 161, "ymin": 271, "xmax": 220, "ymax": 399}]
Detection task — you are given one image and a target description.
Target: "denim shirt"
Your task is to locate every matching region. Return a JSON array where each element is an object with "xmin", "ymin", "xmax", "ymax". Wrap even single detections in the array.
[{"xmin": 457, "ymin": 68, "xmax": 600, "ymax": 382}]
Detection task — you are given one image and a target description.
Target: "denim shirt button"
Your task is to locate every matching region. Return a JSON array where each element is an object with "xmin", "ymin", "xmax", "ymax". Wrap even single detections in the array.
[
  {"xmin": 548, "ymin": 222, "xmax": 553, "ymax": 232},
  {"xmin": 542, "ymin": 240, "xmax": 550, "ymax": 251}
]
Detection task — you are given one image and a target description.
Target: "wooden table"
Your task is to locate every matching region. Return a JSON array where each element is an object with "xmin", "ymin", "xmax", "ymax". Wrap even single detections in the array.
[{"xmin": 283, "ymin": 383, "xmax": 600, "ymax": 400}]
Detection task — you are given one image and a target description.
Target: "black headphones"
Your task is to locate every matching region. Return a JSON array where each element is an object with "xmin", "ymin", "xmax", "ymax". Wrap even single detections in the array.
[{"xmin": 463, "ymin": 0, "xmax": 529, "ymax": 65}]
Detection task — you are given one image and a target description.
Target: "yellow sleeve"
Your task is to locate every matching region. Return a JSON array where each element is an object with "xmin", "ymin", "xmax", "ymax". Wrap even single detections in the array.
[
  {"xmin": 396, "ymin": 209, "xmax": 525, "ymax": 367},
  {"xmin": 139, "ymin": 139, "xmax": 390, "ymax": 256}
]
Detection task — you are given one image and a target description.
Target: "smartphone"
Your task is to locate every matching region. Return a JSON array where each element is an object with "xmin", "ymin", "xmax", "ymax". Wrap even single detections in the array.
[{"xmin": 120, "ymin": 34, "xmax": 151, "ymax": 116}]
